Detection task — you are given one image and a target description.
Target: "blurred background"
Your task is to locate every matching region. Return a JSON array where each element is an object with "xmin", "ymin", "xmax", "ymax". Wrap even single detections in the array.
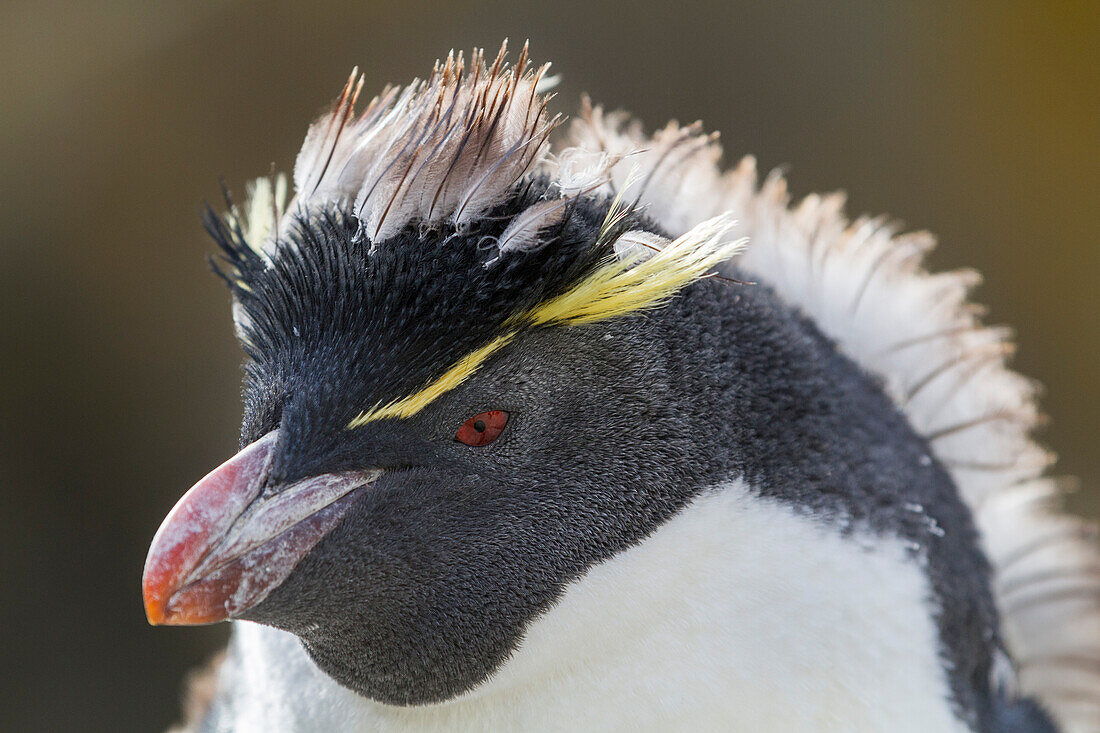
[{"xmin": 0, "ymin": 1, "xmax": 1095, "ymax": 730}]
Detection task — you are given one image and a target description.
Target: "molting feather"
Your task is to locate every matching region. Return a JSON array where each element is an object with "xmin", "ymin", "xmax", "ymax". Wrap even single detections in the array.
[{"xmin": 290, "ymin": 41, "xmax": 559, "ymax": 244}]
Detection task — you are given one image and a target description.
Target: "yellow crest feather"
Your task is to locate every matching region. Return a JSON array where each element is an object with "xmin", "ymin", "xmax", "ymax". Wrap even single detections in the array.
[
  {"xmin": 242, "ymin": 173, "xmax": 289, "ymax": 250},
  {"xmin": 524, "ymin": 214, "xmax": 743, "ymax": 327},
  {"xmin": 347, "ymin": 332, "xmax": 517, "ymax": 428}
]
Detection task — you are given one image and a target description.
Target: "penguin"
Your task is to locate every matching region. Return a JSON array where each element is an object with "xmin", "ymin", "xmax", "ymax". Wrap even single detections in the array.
[{"xmin": 143, "ymin": 42, "xmax": 1100, "ymax": 732}]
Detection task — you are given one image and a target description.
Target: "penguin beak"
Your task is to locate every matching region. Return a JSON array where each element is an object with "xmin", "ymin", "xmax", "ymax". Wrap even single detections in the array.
[{"xmin": 142, "ymin": 430, "xmax": 378, "ymax": 626}]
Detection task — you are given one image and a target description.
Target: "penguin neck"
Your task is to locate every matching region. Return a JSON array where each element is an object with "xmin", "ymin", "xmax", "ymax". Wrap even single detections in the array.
[{"xmin": 208, "ymin": 483, "xmax": 967, "ymax": 733}]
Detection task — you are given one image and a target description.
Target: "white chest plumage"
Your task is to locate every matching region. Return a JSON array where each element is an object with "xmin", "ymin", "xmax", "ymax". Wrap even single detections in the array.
[{"xmin": 208, "ymin": 481, "xmax": 965, "ymax": 732}]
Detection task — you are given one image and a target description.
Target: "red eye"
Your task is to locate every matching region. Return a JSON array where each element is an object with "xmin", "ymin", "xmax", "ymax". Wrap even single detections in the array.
[{"xmin": 455, "ymin": 410, "xmax": 508, "ymax": 446}]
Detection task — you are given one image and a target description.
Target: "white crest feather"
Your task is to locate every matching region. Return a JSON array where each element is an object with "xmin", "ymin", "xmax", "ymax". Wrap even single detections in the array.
[
  {"xmin": 612, "ymin": 229, "xmax": 668, "ymax": 262},
  {"xmin": 545, "ymin": 146, "xmax": 621, "ymax": 196},
  {"xmin": 288, "ymin": 41, "xmax": 559, "ymax": 243},
  {"xmin": 563, "ymin": 104, "xmax": 1100, "ymax": 732},
  {"xmin": 496, "ymin": 197, "xmax": 574, "ymax": 254}
]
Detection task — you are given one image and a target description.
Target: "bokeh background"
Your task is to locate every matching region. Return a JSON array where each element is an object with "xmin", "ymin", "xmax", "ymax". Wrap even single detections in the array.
[{"xmin": 1, "ymin": 1, "xmax": 1095, "ymax": 730}]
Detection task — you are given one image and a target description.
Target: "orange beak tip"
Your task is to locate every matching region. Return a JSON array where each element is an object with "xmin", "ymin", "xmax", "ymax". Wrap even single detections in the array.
[
  {"xmin": 144, "ymin": 598, "xmax": 164, "ymax": 626},
  {"xmin": 142, "ymin": 430, "xmax": 374, "ymax": 629}
]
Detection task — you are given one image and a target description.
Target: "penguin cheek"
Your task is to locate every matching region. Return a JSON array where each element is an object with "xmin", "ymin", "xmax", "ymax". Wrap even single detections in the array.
[
  {"xmin": 242, "ymin": 552, "xmax": 522, "ymax": 705},
  {"xmin": 235, "ymin": 472, "xmax": 531, "ymax": 705}
]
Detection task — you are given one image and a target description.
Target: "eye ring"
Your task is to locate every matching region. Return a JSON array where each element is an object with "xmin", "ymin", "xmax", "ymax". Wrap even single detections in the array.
[{"xmin": 456, "ymin": 410, "xmax": 508, "ymax": 447}]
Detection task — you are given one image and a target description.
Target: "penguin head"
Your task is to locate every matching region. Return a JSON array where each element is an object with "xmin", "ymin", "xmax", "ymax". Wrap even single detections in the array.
[{"xmin": 142, "ymin": 43, "xmax": 745, "ymax": 705}]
